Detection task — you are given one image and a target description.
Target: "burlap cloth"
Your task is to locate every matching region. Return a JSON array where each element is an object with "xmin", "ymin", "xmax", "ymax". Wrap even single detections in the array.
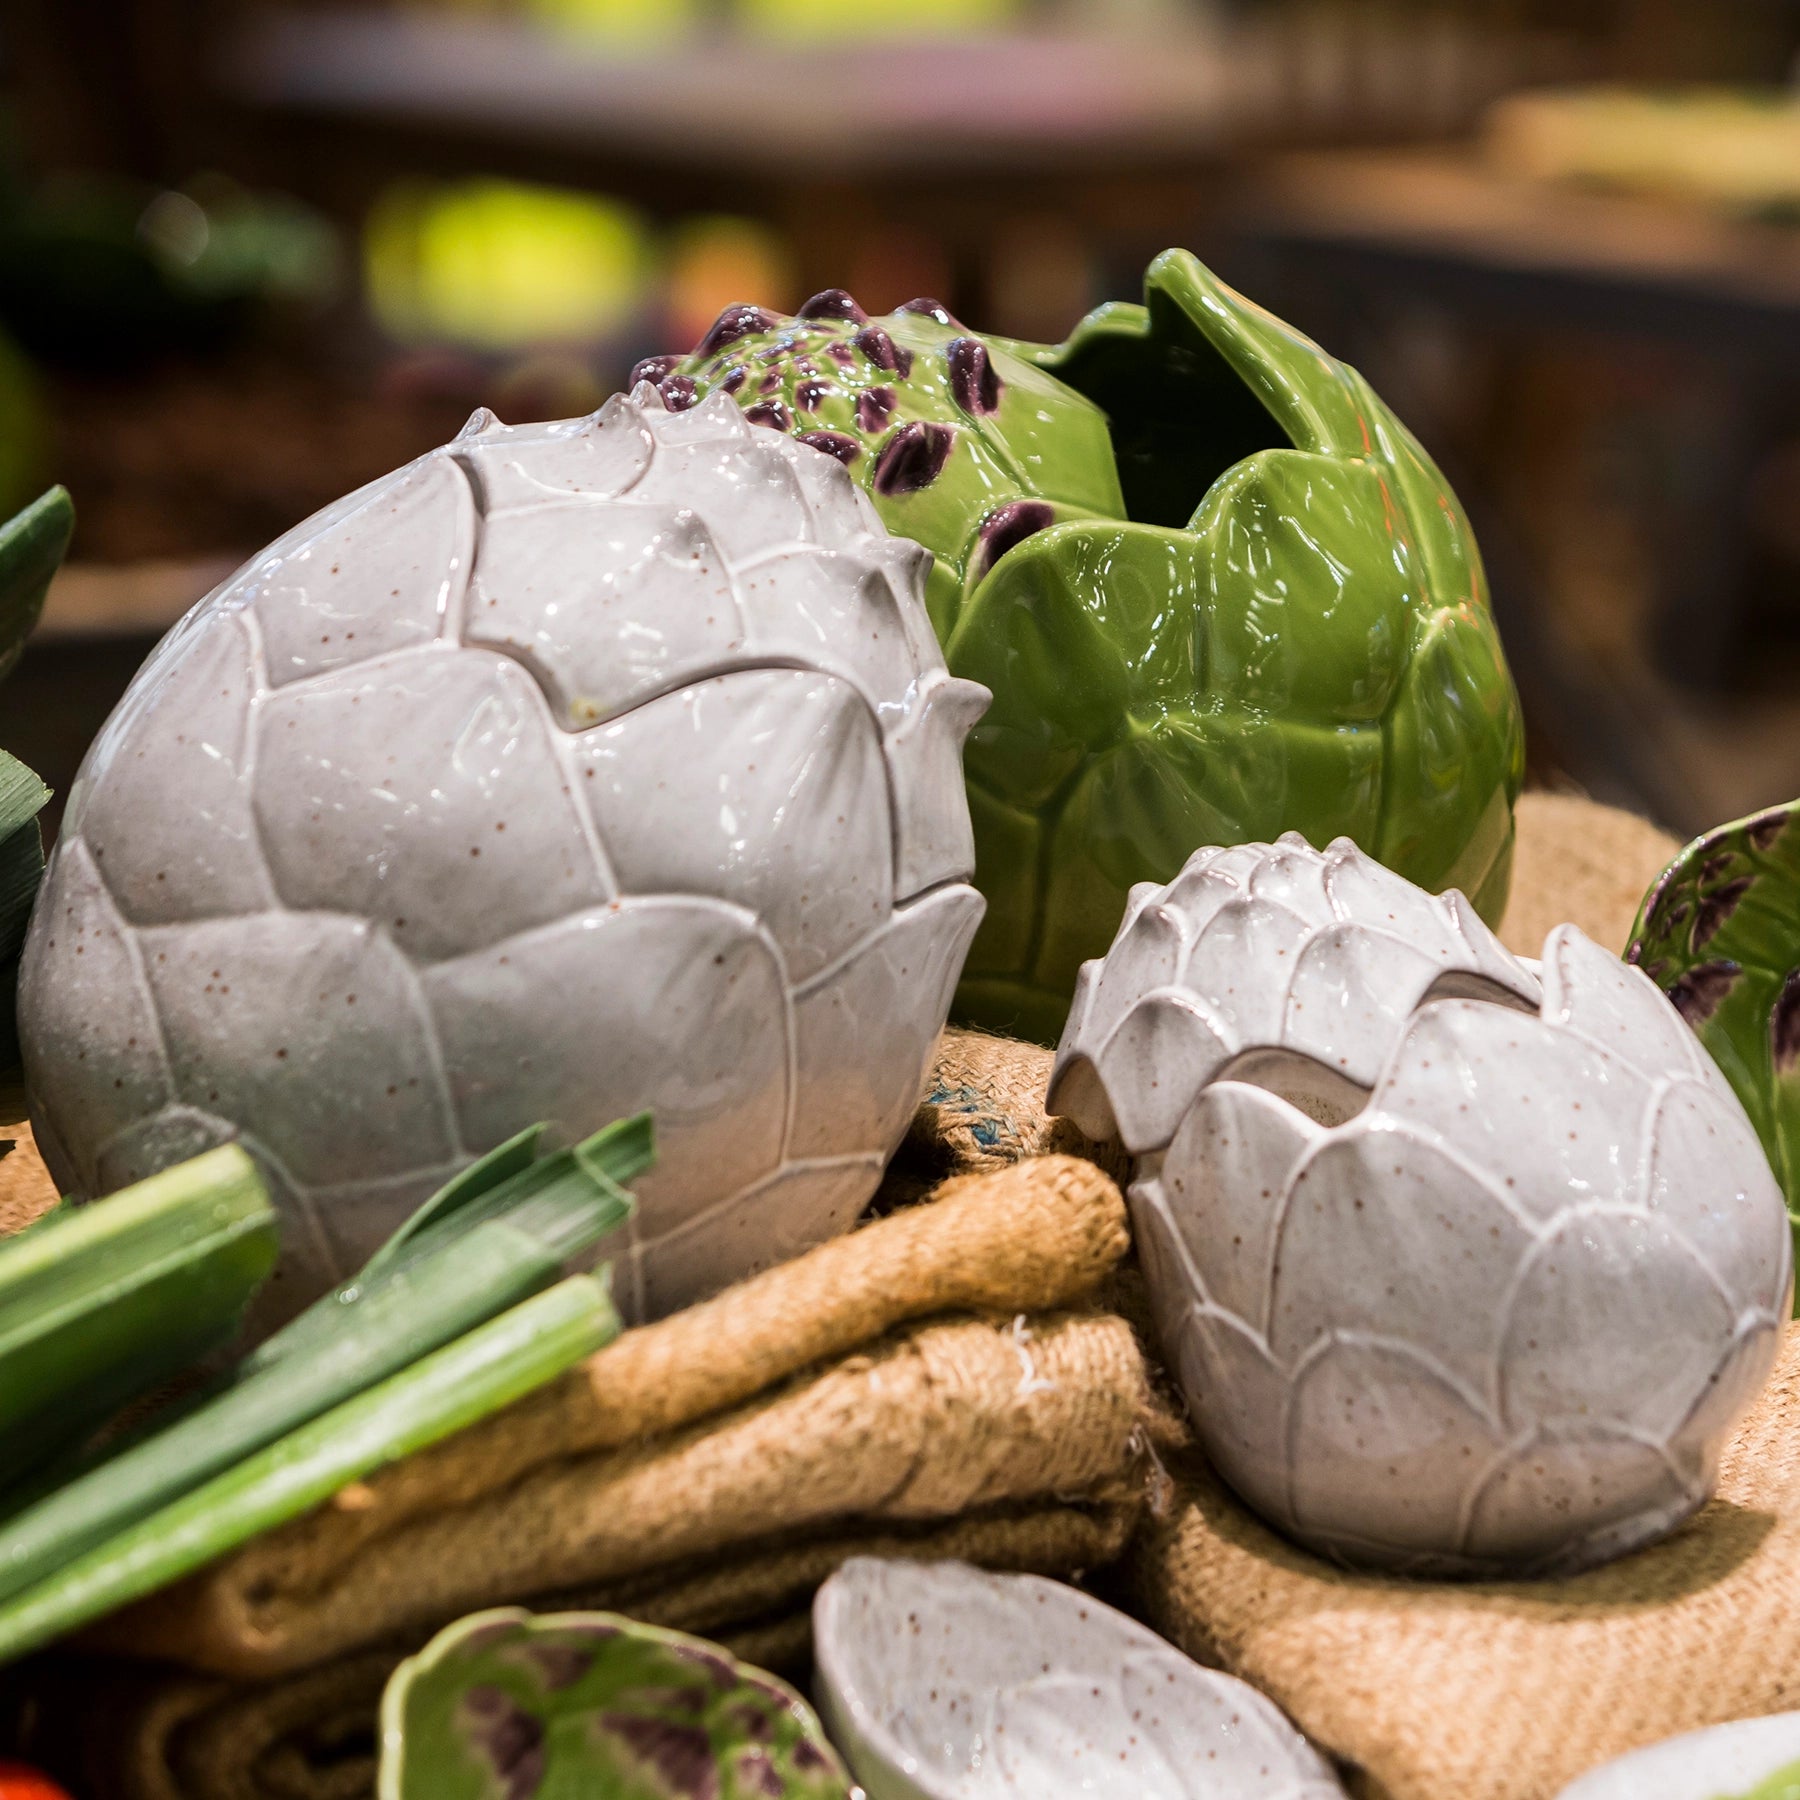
[{"xmin": 0, "ymin": 791, "xmax": 1704, "ymax": 1800}]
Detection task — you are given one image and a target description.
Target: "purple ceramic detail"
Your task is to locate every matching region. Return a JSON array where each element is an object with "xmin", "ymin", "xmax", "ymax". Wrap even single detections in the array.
[
  {"xmin": 1694, "ymin": 878, "xmax": 1754, "ymax": 949},
  {"xmin": 946, "ymin": 338, "xmax": 1003, "ymax": 416},
  {"xmin": 1702, "ymin": 851, "xmax": 1741, "ymax": 883},
  {"xmin": 1772, "ymin": 969, "xmax": 1800, "ymax": 1072},
  {"xmin": 977, "ymin": 499, "xmax": 1055, "ymax": 571},
  {"xmin": 1749, "ymin": 809, "xmax": 1792, "ymax": 851},
  {"xmin": 728, "ymin": 1702, "xmax": 777, "ymax": 1742},
  {"xmin": 791, "ymin": 1740, "xmax": 830, "ymax": 1772},
  {"xmin": 757, "ymin": 371, "xmax": 781, "ymax": 394},
  {"xmin": 856, "ymin": 387, "xmax": 897, "ymax": 433},
  {"xmin": 695, "ymin": 305, "xmax": 781, "ymax": 359},
  {"xmin": 796, "ymin": 430, "xmax": 860, "ymax": 465},
  {"xmin": 721, "ymin": 367, "xmax": 747, "ymax": 394},
  {"xmin": 659, "ymin": 375, "xmax": 700, "ymax": 412},
  {"xmin": 601, "ymin": 1715, "xmax": 718, "ymax": 1798},
  {"xmin": 1669, "ymin": 960, "xmax": 1742, "ymax": 1025},
  {"xmin": 873, "ymin": 421, "xmax": 954, "ymax": 496},
  {"xmin": 897, "ymin": 297, "xmax": 963, "ymax": 328},
  {"xmin": 675, "ymin": 1645, "xmax": 742, "ymax": 1689},
  {"xmin": 852, "ymin": 327, "xmax": 907, "ymax": 375},
  {"xmin": 825, "ymin": 342, "xmax": 854, "ymax": 368},
  {"xmin": 737, "ymin": 1748, "xmax": 784, "ymax": 1798},
  {"xmin": 524, "ymin": 1643, "xmax": 594, "ymax": 1691},
  {"xmin": 744, "ymin": 400, "xmax": 792, "ymax": 433},
  {"xmin": 797, "ymin": 289, "xmax": 869, "ymax": 325},
  {"xmin": 630, "ymin": 354, "xmax": 679, "ymax": 389},
  {"xmin": 462, "ymin": 1687, "xmax": 546, "ymax": 1800},
  {"xmin": 795, "ymin": 380, "xmax": 832, "ymax": 413}
]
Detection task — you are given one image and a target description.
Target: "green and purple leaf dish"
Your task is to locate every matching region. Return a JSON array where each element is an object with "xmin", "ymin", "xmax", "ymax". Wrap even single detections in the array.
[{"xmin": 379, "ymin": 1607, "xmax": 854, "ymax": 1800}]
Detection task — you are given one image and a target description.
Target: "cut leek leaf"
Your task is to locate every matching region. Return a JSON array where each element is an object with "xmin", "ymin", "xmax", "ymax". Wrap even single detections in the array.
[
  {"xmin": 0, "ymin": 1272, "xmax": 619, "ymax": 1667},
  {"xmin": 0, "ymin": 1146, "xmax": 277, "ymax": 1480},
  {"xmin": 0, "ymin": 487, "xmax": 73, "ymax": 684},
  {"xmin": 245, "ymin": 1110, "xmax": 652, "ymax": 1375},
  {"xmin": 0, "ymin": 1116, "xmax": 649, "ymax": 1600}
]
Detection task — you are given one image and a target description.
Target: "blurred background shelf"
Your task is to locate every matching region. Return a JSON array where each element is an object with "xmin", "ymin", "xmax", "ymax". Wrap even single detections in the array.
[{"xmin": 7, "ymin": 0, "xmax": 1800, "ymax": 844}]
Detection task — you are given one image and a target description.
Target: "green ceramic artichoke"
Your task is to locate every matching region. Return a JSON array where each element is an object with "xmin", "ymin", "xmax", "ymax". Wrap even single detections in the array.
[
  {"xmin": 1630, "ymin": 801, "xmax": 1800, "ymax": 1298},
  {"xmin": 379, "ymin": 1607, "xmax": 852, "ymax": 1800},
  {"xmin": 656, "ymin": 249, "xmax": 1524, "ymax": 1042}
]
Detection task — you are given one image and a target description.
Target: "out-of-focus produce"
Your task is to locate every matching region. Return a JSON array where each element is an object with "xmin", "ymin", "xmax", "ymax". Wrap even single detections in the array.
[
  {"xmin": 378, "ymin": 1606, "xmax": 853, "ymax": 1799},
  {"xmin": 1631, "ymin": 800, "xmax": 1800, "ymax": 1297},
  {"xmin": 1052, "ymin": 835, "xmax": 1790, "ymax": 1574},
  {"xmin": 365, "ymin": 179, "xmax": 652, "ymax": 353},
  {"xmin": 813, "ymin": 1558, "xmax": 1345, "ymax": 1799},
  {"xmin": 664, "ymin": 249, "xmax": 1523, "ymax": 1042},
  {"xmin": 0, "ymin": 1145, "xmax": 276, "ymax": 1490},
  {"xmin": 1487, "ymin": 88, "xmax": 1800, "ymax": 218},
  {"xmin": 0, "ymin": 172, "xmax": 339, "ymax": 371},
  {"xmin": 20, "ymin": 388, "xmax": 986, "ymax": 1325}
]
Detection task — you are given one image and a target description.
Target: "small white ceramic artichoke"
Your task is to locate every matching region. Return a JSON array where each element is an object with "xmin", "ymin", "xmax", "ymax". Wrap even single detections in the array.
[
  {"xmin": 21, "ymin": 387, "xmax": 987, "ymax": 1325},
  {"xmin": 1049, "ymin": 834, "xmax": 1792, "ymax": 1575},
  {"xmin": 812, "ymin": 1558, "xmax": 1345, "ymax": 1800}
]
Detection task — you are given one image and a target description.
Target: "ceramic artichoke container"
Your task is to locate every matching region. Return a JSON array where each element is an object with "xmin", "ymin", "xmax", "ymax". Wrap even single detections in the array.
[
  {"xmin": 657, "ymin": 250, "xmax": 1524, "ymax": 1041},
  {"xmin": 812, "ymin": 1558, "xmax": 1345, "ymax": 1800},
  {"xmin": 19, "ymin": 387, "xmax": 987, "ymax": 1326},
  {"xmin": 1049, "ymin": 834, "xmax": 1792, "ymax": 1575}
]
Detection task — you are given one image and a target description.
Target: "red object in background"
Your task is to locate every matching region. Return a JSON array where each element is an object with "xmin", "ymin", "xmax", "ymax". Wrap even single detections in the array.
[{"xmin": 0, "ymin": 1764, "xmax": 75, "ymax": 1800}]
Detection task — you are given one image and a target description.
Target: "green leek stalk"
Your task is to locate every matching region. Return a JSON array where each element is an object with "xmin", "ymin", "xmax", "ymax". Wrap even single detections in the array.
[
  {"xmin": 0, "ymin": 1116, "xmax": 651, "ymax": 1601},
  {"xmin": 0, "ymin": 1146, "xmax": 277, "ymax": 1479},
  {"xmin": 0, "ymin": 1271, "xmax": 619, "ymax": 1668}
]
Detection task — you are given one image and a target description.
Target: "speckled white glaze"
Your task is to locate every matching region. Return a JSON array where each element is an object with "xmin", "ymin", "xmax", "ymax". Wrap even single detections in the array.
[
  {"xmin": 1048, "ymin": 833, "xmax": 1540, "ymax": 1153},
  {"xmin": 1049, "ymin": 836, "xmax": 1792, "ymax": 1575},
  {"xmin": 19, "ymin": 387, "xmax": 987, "ymax": 1328},
  {"xmin": 1555, "ymin": 1713, "xmax": 1800, "ymax": 1799},
  {"xmin": 811, "ymin": 1558, "xmax": 1346, "ymax": 1800}
]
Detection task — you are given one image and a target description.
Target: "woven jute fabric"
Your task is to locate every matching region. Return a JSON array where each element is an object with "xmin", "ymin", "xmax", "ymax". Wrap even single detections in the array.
[
  {"xmin": 101, "ymin": 1154, "xmax": 1171, "ymax": 1679},
  {"xmin": 1131, "ymin": 1324, "xmax": 1800, "ymax": 1800},
  {"xmin": 1498, "ymin": 790, "xmax": 1678, "ymax": 958},
  {"xmin": 15, "ymin": 1498, "xmax": 1136, "ymax": 1800}
]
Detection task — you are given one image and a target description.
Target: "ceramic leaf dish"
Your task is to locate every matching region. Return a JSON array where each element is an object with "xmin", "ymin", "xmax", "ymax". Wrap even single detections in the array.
[
  {"xmin": 380, "ymin": 1605, "xmax": 852, "ymax": 1800},
  {"xmin": 812, "ymin": 1557, "xmax": 1346, "ymax": 1800},
  {"xmin": 1051, "ymin": 834, "xmax": 1792, "ymax": 1575},
  {"xmin": 1554, "ymin": 1712, "xmax": 1800, "ymax": 1799}
]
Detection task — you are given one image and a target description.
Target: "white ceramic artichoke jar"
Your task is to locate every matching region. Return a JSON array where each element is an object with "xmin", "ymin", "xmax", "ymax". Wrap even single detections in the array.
[
  {"xmin": 812, "ymin": 1557, "xmax": 1346, "ymax": 1800},
  {"xmin": 1049, "ymin": 834, "xmax": 1792, "ymax": 1576},
  {"xmin": 20, "ymin": 387, "xmax": 988, "ymax": 1326}
]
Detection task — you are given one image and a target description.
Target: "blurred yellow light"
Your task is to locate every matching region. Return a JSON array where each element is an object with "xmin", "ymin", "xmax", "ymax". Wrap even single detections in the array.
[
  {"xmin": 739, "ymin": 0, "xmax": 1019, "ymax": 40},
  {"xmin": 365, "ymin": 179, "xmax": 653, "ymax": 352},
  {"xmin": 664, "ymin": 216, "xmax": 797, "ymax": 351},
  {"xmin": 524, "ymin": 0, "xmax": 699, "ymax": 45}
]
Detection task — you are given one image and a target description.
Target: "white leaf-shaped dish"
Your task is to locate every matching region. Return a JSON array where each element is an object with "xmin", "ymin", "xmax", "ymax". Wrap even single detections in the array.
[
  {"xmin": 1555, "ymin": 1712, "xmax": 1800, "ymax": 1798},
  {"xmin": 812, "ymin": 1558, "xmax": 1346, "ymax": 1800}
]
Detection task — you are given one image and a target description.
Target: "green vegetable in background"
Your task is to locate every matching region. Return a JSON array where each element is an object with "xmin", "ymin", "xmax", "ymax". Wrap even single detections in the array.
[
  {"xmin": 0, "ymin": 1115, "xmax": 650, "ymax": 1604},
  {"xmin": 380, "ymin": 1606, "xmax": 852, "ymax": 1800},
  {"xmin": 0, "ymin": 1145, "xmax": 276, "ymax": 1483},
  {"xmin": 1630, "ymin": 800, "xmax": 1800, "ymax": 1304},
  {"xmin": 0, "ymin": 1274, "xmax": 620, "ymax": 1668},
  {"xmin": 663, "ymin": 249, "xmax": 1523, "ymax": 1042}
]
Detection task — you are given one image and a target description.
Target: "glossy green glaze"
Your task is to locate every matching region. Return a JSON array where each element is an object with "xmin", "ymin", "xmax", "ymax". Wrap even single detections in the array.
[
  {"xmin": 379, "ymin": 1607, "xmax": 852, "ymax": 1800},
  {"xmin": 664, "ymin": 251, "xmax": 1523, "ymax": 1042},
  {"xmin": 1630, "ymin": 801, "xmax": 1800, "ymax": 1305}
]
